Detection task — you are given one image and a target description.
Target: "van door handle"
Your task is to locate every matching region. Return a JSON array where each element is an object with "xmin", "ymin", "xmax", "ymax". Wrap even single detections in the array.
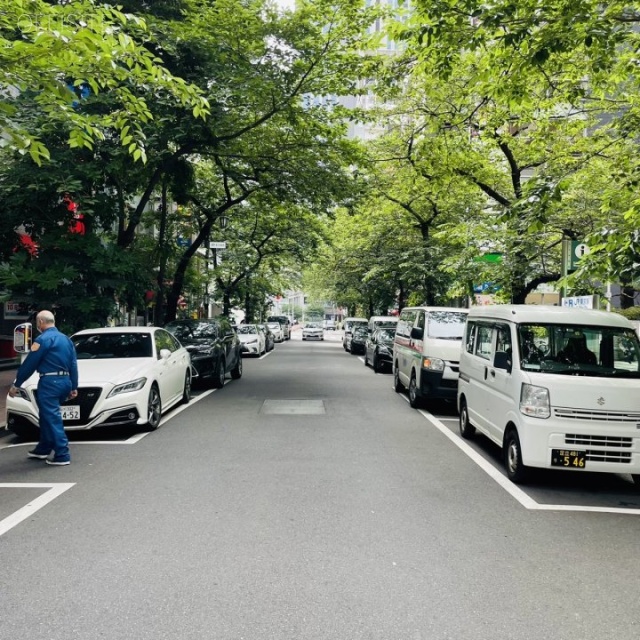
[{"xmin": 484, "ymin": 366, "xmax": 488, "ymax": 380}]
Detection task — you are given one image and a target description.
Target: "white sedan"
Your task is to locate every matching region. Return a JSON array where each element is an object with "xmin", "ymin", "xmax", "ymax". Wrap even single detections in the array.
[
  {"xmin": 267, "ymin": 322, "xmax": 284, "ymax": 342},
  {"xmin": 302, "ymin": 323, "xmax": 324, "ymax": 340},
  {"xmin": 5, "ymin": 327, "xmax": 192, "ymax": 440},
  {"xmin": 237, "ymin": 324, "xmax": 266, "ymax": 356}
]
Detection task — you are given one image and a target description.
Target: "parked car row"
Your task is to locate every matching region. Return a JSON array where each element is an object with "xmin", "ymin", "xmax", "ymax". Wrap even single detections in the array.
[
  {"xmin": 5, "ymin": 315, "xmax": 288, "ymax": 442},
  {"xmin": 347, "ymin": 305, "xmax": 640, "ymax": 488}
]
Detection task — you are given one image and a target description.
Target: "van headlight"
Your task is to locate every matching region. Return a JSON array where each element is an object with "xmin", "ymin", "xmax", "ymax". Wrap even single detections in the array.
[
  {"xmin": 520, "ymin": 383, "xmax": 550, "ymax": 419},
  {"xmin": 108, "ymin": 378, "xmax": 147, "ymax": 398},
  {"xmin": 423, "ymin": 357, "xmax": 444, "ymax": 371}
]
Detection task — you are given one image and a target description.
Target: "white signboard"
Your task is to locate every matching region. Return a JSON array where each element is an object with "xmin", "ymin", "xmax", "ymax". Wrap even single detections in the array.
[
  {"xmin": 561, "ymin": 295, "xmax": 597, "ymax": 309},
  {"xmin": 4, "ymin": 302, "xmax": 29, "ymax": 319},
  {"xmin": 209, "ymin": 241, "xmax": 226, "ymax": 250}
]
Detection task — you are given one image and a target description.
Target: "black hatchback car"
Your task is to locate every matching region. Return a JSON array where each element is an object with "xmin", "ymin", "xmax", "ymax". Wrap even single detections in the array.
[
  {"xmin": 349, "ymin": 326, "xmax": 369, "ymax": 355},
  {"xmin": 165, "ymin": 317, "xmax": 243, "ymax": 388}
]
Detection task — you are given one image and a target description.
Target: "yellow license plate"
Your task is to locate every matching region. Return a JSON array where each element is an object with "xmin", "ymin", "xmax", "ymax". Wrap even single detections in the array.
[{"xmin": 551, "ymin": 449, "xmax": 586, "ymax": 469}]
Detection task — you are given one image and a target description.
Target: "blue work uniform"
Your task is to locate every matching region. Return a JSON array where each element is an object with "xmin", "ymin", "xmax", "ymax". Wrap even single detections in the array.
[{"xmin": 14, "ymin": 327, "xmax": 79, "ymax": 462}]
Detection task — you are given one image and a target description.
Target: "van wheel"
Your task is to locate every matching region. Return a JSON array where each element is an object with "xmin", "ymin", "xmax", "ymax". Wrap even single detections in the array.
[
  {"xmin": 393, "ymin": 364, "xmax": 403, "ymax": 392},
  {"xmin": 408, "ymin": 374, "xmax": 422, "ymax": 409},
  {"xmin": 631, "ymin": 475, "xmax": 640, "ymax": 492},
  {"xmin": 459, "ymin": 399, "xmax": 475, "ymax": 439},
  {"xmin": 230, "ymin": 356, "xmax": 243, "ymax": 380},
  {"xmin": 363, "ymin": 351, "xmax": 368, "ymax": 366},
  {"xmin": 372, "ymin": 352, "xmax": 381, "ymax": 373},
  {"xmin": 504, "ymin": 429, "xmax": 529, "ymax": 484}
]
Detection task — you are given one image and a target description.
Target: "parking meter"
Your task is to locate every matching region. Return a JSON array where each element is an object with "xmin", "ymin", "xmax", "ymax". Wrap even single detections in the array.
[{"xmin": 13, "ymin": 322, "xmax": 32, "ymax": 363}]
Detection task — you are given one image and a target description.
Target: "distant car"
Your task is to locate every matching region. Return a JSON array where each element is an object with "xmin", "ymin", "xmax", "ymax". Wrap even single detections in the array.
[
  {"xmin": 266, "ymin": 315, "xmax": 291, "ymax": 340},
  {"xmin": 302, "ymin": 323, "xmax": 324, "ymax": 341},
  {"xmin": 267, "ymin": 322, "xmax": 284, "ymax": 342},
  {"xmin": 165, "ymin": 317, "xmax": 242, "ymax": 388},
  {"xmin": 6, "ymin": 327, "xmax": 192, "ymax": 439},
  {"xmin": 323, "ymin": 320, "xmax": 336, "ymax": 330},
  {"xmin": 237, "ymin": 324, "xmax": 267, "ymax": 356},
  {"xmin": 349, "ymin": 326, "xmax": 369, "ymax": 354},
  {"xmin": 364, "ymin": 327, "xmax": 395, "ymax": 372},
  {"xmin": 258, "ymin": 324, "xmax": 275, "ymax": 352}
]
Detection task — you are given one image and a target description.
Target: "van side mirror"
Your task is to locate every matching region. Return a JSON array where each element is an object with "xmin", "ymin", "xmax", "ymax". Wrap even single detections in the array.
[
  {"xmin": 494, "ymin": 350, "xmax": 512, "ymax": 373},
  {"xmin": 410, "ymin": 326, "xmax": 424, "ymax": 340}
]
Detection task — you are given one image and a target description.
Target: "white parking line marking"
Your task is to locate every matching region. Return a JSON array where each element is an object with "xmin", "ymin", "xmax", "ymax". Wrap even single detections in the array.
[
  {"xmin": 398, "ymin": 395, "xmax": 640, "ymax": 515},
  {"xmin": 0, "ymin": 483, "xmax": 75, "ymax": 537},
  {"xmin": 0, "ymin": 388, "xmax": 217, "ymax": 450}
]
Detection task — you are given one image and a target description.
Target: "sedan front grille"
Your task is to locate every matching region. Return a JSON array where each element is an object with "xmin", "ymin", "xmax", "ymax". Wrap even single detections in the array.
[{"xmin": 35, "ymin": 387, "xmax": 103, "ymax": 427}]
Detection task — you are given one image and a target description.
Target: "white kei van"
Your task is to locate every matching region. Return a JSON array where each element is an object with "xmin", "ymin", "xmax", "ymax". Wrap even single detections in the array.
[
  {"xmin": 393, "ymin": 306, "xmax": 469, "ymax": 408},
  {"xmin": 457, "ymin": 305, "xmax": 640, "ymax": 486}
]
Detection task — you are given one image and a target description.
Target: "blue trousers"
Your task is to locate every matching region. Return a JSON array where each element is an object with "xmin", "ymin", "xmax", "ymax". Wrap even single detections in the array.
[{"xmin": 35, "ymin": 376, "xmax": 72, "ymax": 460}]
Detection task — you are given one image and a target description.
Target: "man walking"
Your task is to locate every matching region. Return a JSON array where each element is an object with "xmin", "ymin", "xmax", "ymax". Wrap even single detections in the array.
[{"xmin": 9, "ymin": 310, "xmax": 78, "ymax": 466}]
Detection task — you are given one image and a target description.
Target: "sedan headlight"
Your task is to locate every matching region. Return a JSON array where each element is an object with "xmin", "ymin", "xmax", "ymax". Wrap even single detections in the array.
[
  {"xmin": 520, "ymin": 383, "xmax": 550, "ymax": 419},
  {"xmin": 108, "ymin": 377, "xmax": 147, "ymax": 398},
  {"xmin": 378, "ymin": 344, "xmax": 391, "ymax": 354},
  {"xmin": 423, "ymin": 357, "xmax": 445, "ymax": 371}
]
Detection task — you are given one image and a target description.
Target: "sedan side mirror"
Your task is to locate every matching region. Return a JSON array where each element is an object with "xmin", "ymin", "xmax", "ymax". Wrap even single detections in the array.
[{"xmin": 160, "ymin": 348, "xmax": 172, "ymax": 360}]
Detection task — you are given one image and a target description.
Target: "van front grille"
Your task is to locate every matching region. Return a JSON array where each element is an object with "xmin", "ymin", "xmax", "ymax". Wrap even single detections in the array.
[
  {"xmin": 555, "ymin": 408, "xmax": 640, "ymax": 425},
  {"xmin": 565, "ymin": 434, "xmax": 633, "ymax": 448},
  {"xmin": 584, "ymin": 450, "xmax": 632, "ymax": 464}
]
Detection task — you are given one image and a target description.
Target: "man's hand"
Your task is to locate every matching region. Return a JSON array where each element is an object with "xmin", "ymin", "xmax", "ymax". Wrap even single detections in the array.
[
  {"xmin": 69, "ymin": 390, "xmax": 78, "ymax": 399},
  {"xmin": 8, "ymin": 385, "xmax": 19, "ymax": 398}
]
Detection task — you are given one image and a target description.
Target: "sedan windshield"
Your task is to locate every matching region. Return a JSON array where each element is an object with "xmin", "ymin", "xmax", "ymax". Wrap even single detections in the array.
[
  {"xmin": 73, "ymin": 333, "xmax": 153, "ymax": 359},
  {"xmin": 376, "ymin": 328, "xmax": 395, "ymax": 342},
  {"xmin": 518, "ymin": 323, "xmax": 640, "ymax": 378},
  {"xmin": 237, "ymin": 325, "xmax": 258, "ymax": 334}
]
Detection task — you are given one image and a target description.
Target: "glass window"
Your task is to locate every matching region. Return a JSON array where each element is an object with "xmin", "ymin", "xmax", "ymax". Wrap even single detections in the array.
[
  {"xmin": 427, "ymin": 311, "xmax": 468, "ymax": 339},
  {"xmin": 494, "ymin": 325, "xmax": 512, "ymax": 364},
  {"xmin": 155, "ymin": 329, "xmax": 176, "ymax": 357},
  {"xmin": 517, "ymin": 323, "xmax": 640, "ymax": 377},
  {"xmin": 475, "ymin": 325, "xmax": 493, "ymax": 360},
  {"xmin": 397, "ymin": 311, "xmax": 416, "ymax": 337},
  {"xmin": 465, "ymin": 322, "xmax": 476, "ymax": 354},
  {"xmin": 73, "ymin": 332, "xmax": 152, "ymax": 359}
]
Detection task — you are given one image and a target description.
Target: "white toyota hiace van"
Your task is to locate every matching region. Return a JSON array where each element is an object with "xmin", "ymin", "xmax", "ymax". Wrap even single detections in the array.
[
  {"xmin": 368, "ymin": 316, "xmax": 398, "ymax": 333},
  {"xmin": 393, "ymin": 306, "xmax": 469, "ymax": 408},
  {"xmin": 457, "ymin": 305, "xmax": 640, "ymax": 486}
]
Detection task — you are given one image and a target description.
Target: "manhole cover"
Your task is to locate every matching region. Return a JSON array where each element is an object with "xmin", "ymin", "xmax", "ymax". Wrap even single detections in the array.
[{"xmin": 261, "ymin": 400, "xmax": 326, "ymax": 415}]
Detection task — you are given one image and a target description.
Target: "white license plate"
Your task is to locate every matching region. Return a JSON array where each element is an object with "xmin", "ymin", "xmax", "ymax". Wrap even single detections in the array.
[{"xmin": 61, "ymin": 405, "xmax": 80, "ymax": 420}]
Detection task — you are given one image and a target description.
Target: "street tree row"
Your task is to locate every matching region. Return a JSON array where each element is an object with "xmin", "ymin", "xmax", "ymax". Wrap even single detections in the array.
[{"xmin": 0, "ymin": 0, "xmax": 380, "ymax": 329}]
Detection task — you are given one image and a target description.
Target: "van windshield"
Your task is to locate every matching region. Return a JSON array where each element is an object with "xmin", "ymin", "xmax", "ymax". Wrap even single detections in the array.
[
  {"xmin": 427, "ymin": 312, "xmax": 467, "ymax": 339},
  {"xmin": 518, "ymin": 323, "xmax": 640, "ymax": 377}
]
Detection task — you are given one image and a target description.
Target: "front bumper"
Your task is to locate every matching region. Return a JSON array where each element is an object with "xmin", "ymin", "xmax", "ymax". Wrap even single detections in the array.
[{"xmin": 419, "ymin": 369, "xmax": 458, "ymax": 400}]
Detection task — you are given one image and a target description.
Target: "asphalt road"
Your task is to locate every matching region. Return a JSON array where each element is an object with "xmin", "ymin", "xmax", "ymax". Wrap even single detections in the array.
[{"xmin": 1, "ymin": 329, "xmax": 639, "ymax": 640}]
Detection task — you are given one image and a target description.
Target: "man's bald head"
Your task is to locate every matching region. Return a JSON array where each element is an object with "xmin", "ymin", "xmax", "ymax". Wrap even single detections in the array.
[{"xmin": 36, "ymin": 310, "xmax": 55, "ymax": 328}]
